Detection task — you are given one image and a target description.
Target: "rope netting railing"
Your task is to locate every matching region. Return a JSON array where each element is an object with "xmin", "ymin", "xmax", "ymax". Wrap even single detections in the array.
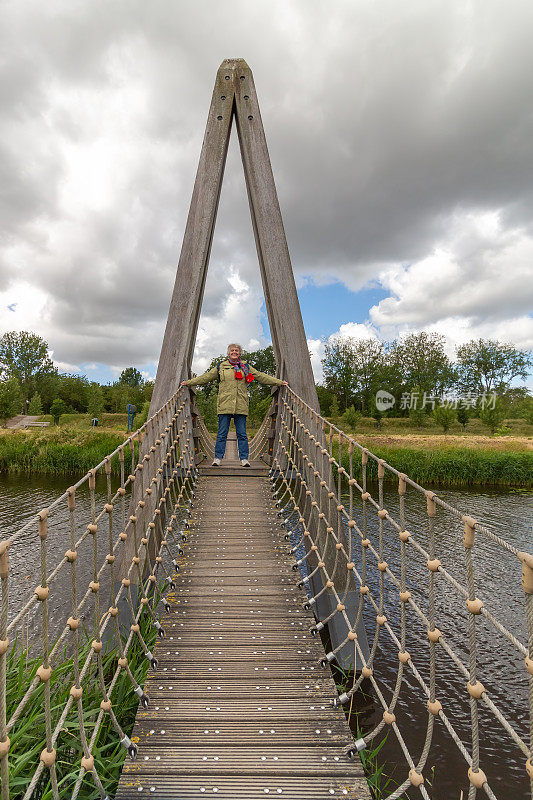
[
  {"xmin": 271, "ymin": 386, "xmax": 532, "ymax": 800},
  {"xmin": 0, "ymin": 386, "xmax": 198, "ymax": 799}
]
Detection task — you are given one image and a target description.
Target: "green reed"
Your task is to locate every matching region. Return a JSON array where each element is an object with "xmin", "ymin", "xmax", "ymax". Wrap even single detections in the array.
[
  {"xmin": 340, "ymin": 444, "xmax": 532, "ymax": 487},
  {"xmin": 7, "ymin": 610, "xmax": 157, "ymax": 799}
]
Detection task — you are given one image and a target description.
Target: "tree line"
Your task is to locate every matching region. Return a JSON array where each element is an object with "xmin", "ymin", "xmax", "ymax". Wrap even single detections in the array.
[
  {"xmin": 319, "ymin": 331, "xmax": 533, "ymax": 432},
  {"xmin": 0, "ymin": 331, "xmax": 152, "ymax": 422},
  {"xmin": 1, "ymin": 330, "xmax": 531, "ymax": 433}
]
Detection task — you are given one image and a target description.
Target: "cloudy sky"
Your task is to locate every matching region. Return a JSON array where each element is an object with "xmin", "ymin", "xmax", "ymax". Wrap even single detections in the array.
[{"xmin": 1, "ymin": 0, "xmax": 532, "ymax": 386}]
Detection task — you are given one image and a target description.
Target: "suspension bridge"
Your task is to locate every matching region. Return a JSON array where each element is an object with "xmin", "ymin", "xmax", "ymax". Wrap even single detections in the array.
[{"xmin": 0, "ymin": 59, "xmax": 531, "ymax": 800}]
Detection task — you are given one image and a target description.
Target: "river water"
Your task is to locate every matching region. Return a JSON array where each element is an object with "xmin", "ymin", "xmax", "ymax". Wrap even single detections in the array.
[{"xmin": 1, "ymin": 474, "xmax": 531, "ymax": 800}]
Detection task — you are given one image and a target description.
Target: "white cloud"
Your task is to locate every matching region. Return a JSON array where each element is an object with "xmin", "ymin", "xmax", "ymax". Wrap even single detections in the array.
[
  {"xmin": 369, "ymin": 212, "xmax": 533, "ymax": 351},
  {"xmin": 0, "ymin": 1, "xmax": 532, "ymax": 379}
]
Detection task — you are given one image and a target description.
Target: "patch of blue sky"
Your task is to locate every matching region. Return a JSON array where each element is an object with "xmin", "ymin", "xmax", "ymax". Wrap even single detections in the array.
[{"xmin": 260, "ymin": 280, "xmax": 388, "ymax": 341}]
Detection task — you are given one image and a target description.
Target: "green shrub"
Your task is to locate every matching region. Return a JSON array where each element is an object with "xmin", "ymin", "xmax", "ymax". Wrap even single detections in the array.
[{"xmin": 342, "ymin": 405, "xmax": 362, "ymax": 430}]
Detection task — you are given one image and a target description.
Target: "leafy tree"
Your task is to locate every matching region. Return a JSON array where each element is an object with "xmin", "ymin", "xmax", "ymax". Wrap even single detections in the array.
[
  {"xmin": 119, "ymin": 367, "xmax": 144, "ymax": 388},
  {"xmin": 456, "ymin": 405, "xmax": 470, "ymax": 431},
  {"xmin": 0, "ymin": 377, "xmax": 23, "ymax": 420},
  {"xmin": 87, "ymin": 383, "xmax": 104, "ymax": 418},
  {"xmin": 57, "ymin": 374, "xmax": 90, "ymax": 413},
  {"xmin": 329, "ymin": 396, "xmax": 340, "ymax": 418},
  {"xmin": 316, "ymin": 385, "xmax": 335, "ymax": 416},
  {"xmin": 456, "ymin": 339, "xmax": 532, "ymax": 393},
  {"xmin": 433, "ymin": 404, "xmax": 456, "ymax": 433},
  {"xmin": 28, "ymin": 393, "xmax": 43, "ymax": 415},
  {"xmin": 50, "ymin": 398, "xmax": 67, "ymax": 425},
  {"xmin": 388, "ymin": 332, "xmax": 455, "ymax": 398},
  {"xmin": 0, "ymin": 331, "xmax": 56, "ymax": 399},
  {"xmin": 350, "ymin": 338, "xmax": 385, "ymax": 412},
  {"xmin": 322, "ymin": 337, "xmax": 358, "ymax": 412},
  {"xmin": 479, "ymin": 398, "xmax": 506, "ymax": 434},
  {"xmin": 342, "ymin": 405, "xmax": 361, "ymax": 431},
  {"xmin": 409, "ymin": 385, "xmax": 426, "ymax": 430},
  {"xmin": 370, "ymin": 400, "xmax": 383, "ymax": 430},
  {"xmin": 133, "ymin": 401, "xmax": 150, "ymax": 430}
]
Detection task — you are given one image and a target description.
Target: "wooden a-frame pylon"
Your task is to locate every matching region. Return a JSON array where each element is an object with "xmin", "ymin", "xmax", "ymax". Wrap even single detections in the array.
[{"xmin": 149, "ymin": 58, "xmax": 319, "ymax": 413}]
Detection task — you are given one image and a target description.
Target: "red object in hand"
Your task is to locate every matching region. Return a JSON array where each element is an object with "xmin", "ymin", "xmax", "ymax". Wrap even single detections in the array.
[
  {"xmin": 235, "ymin": 371, "xmax": 243, "ymax": 380},
  {"xmin": 245, "ymin": 373, "xmax": 254, "ymax": 383}
]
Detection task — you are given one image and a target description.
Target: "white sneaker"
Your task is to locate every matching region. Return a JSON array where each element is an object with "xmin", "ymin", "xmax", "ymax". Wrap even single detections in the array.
[
  {"xmin": 212, "ymin": 458, "xmax": 221, "ymax": 466},
  {"xmin": 241, "ymin": 459, "xmax": 250, "ymax": 467}
]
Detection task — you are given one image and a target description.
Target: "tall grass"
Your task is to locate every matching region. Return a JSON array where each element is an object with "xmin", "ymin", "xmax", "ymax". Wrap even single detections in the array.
[
  {"xmin": 341, "ymin": 444, "xmax": 532, "ymax": 488},
  {"xmin": 7, "ymin": 614, "xmax": 157, "ymax": 799},
  {"xmin": 0, "ymin": 427, "xmax": 130, "ymax": 475}
]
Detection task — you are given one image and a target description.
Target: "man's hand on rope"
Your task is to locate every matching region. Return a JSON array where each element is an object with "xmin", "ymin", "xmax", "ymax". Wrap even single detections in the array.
[{"xmin": 281, "ymin": 381, "xmax": 288, "ymax": 386}]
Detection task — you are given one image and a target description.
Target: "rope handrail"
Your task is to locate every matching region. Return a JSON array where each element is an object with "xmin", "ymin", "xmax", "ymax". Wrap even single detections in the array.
[
  {"xmin": 0, "ymin": 387, "xmax": 199, "ymax": 798},
  {"xmin": 269, "ymin": 386, "xmax": 532, "ymax": 800}
]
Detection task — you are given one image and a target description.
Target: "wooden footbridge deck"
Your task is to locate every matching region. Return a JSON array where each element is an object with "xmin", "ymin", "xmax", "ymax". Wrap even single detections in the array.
[{"xmin": 117, "ymin": 438, "xmax": 370, "ymax": 798}]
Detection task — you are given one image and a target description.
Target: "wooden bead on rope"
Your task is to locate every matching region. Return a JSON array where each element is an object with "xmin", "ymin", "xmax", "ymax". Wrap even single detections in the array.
[
  {"xmin": 118, "ymin": 657, "xmax": 127, "ymax": 668},
  {"xmin": 377, "ymin": 509, "xmax": 387, "ymax": 520},
  {"xmin": 67, "ymin": 617, "xmax": 79, "ymax": 630},
  {"xmin": 427, "ymin": 628, "xmax": 442, "ymax": 643},
  {"xmin": 38, "ymin": 509, "xmax": 49, "ymax": 539},
  {"xmin": 427, "ymin": 559, "xmax": 441, "ymax": 572},
  {"xmin": 427, "ymin": 699, "xmax": 442, "ymax": 715},
  {"xmin": 0, "ymin": 737, "xmax": 10, "ymax": 758},
  {"xmin": 376, "ymin": 614, "xmax": 386, "ymax": 626},
  {"xmin": 34, "ymin": 586, "xmax": 49, "ymax": 601},
  {"xmin": 87, "ymin": 523, "xmax": 97, "ymax": 535},
  {"xmin": 348, "ymin": 630, "xmax": 357, "ymax": 641},
  {"xmin": 361, "ymin": 666, "xmax": 372, "ymax": 678},
  {"xmin": 426, "ymin": 491, "xmax": 437, "ymax": 517},
  {"xmin": 383, "ymin": 710, "xmax": 395, "ymax": 724},
  {"xmin": 467, "ymin": 767, "xmax": 487, "ymax": 789},
  {"xmin": 398, "ymin": 651, "xmax": 410, "ymax": 664},
  {"xmin": 467, "ymin": 680, "xmax": 485, "ymax": 699},
  {"xmin": 89, "ymin": 581, "xmax": 99, "ymax": 593},
  {"xmin": 91, "ymin": 640, "xmax": 103, "ymax": 653},
  {"xmin": 100, "ymin": 699, "xmax": 112, "ymax": 711},
  {"xmin": 36, "ymin": 665, "xmax": 52, "ymax": 682},
  {"xmin": 0, "ymin": 638, "xmax": 9, "ymax": 656},
  {"xmin": 399, "ymin": 590, "xmax": 411, "ymax": 603},
  {"xmin": 67, "ymin": 487, "xmax": 76, "ymax": 510},
  {"xmin": 466, "ymin": 598, "xmax": 483, "ymax": 615},
  {"xmin": 105, "ymin": 503, "xmax": 114, "ymax": 513},
  {"xmin": 398, "ymin": 474, "xmax": 407, "ymax": 495},
  {"xmin": 40, "ymin": 748, "xmax": 56, "ymax": 767},
  {"xmin": 525, "ymin": 657, "xmax": 533, "ymax": 676},
  {"xmin": 119, "ymin": 532, "xmax": 127, "ymax": 541},
  {"xmin": 65, "ymin": 549, "xmax": 77, "ymax": 562},
  {"xmin": 360, "ymin": 585, "xmax": 369, "ymax": 595},
  {"xmin": 378, "ymin": 561, "xmax": 388, "ymax": 572},
  {"xmin": 463, "ymin": 516, "xmax": 476, "ymax": 547},
  {"xmin": 409, "ymin": 770, "xmax": 424, "ymax": 787},
  {"xmin": 70, "ymin": 686, "xmax": 83, "ymax": 699},
  {"xmin": 81, "ymin": 754, "xmax": 94, "ymax": 772},
  {"xmin": 131, "ymin": 624, "xmax": 140, "ymax": 633}
]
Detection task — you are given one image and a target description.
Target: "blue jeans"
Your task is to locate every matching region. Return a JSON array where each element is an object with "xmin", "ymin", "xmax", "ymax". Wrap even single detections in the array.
[{"xmin": 215, "ymin": 414, "xmax": 249, "ymax": 460}]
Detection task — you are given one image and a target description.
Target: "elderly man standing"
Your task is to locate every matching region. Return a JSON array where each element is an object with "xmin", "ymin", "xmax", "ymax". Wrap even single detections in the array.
[{"xmin": 182, "ymin": 343, "xmax": 287, "ymax": 467}]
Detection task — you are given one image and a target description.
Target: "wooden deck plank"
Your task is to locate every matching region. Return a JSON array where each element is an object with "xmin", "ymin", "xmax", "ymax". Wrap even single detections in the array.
[{"xmin": 116, "ymin": 474, "xmax": 370, "ymax": 799}]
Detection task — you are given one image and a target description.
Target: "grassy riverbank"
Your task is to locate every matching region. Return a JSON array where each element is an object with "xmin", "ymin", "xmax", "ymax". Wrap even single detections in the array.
[
  {"xmin": 1, "ymin": 415, "xmax": 532, "ymax": 486},
  {"xmin": 0, "ymin": 426, "xmax": 128, "ymax": 474},
  {"xmin": 342, "ymin": 440, "xmax": 532, "ymax": 487}
]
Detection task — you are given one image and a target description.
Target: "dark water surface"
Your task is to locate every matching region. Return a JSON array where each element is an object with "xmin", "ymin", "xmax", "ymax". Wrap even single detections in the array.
[
  {"xmin": 340, "ymin": 483, "xmax": 532, "ymax": 800},
  {"xmin": 1, "ymin": 474, "xmax": 532, "ymax": 799}
]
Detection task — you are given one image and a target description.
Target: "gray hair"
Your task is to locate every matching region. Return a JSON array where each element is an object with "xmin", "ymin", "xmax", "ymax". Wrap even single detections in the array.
[{"xmin": 227, "ymin": 343, "xmax": 242, "ymax": 356}]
